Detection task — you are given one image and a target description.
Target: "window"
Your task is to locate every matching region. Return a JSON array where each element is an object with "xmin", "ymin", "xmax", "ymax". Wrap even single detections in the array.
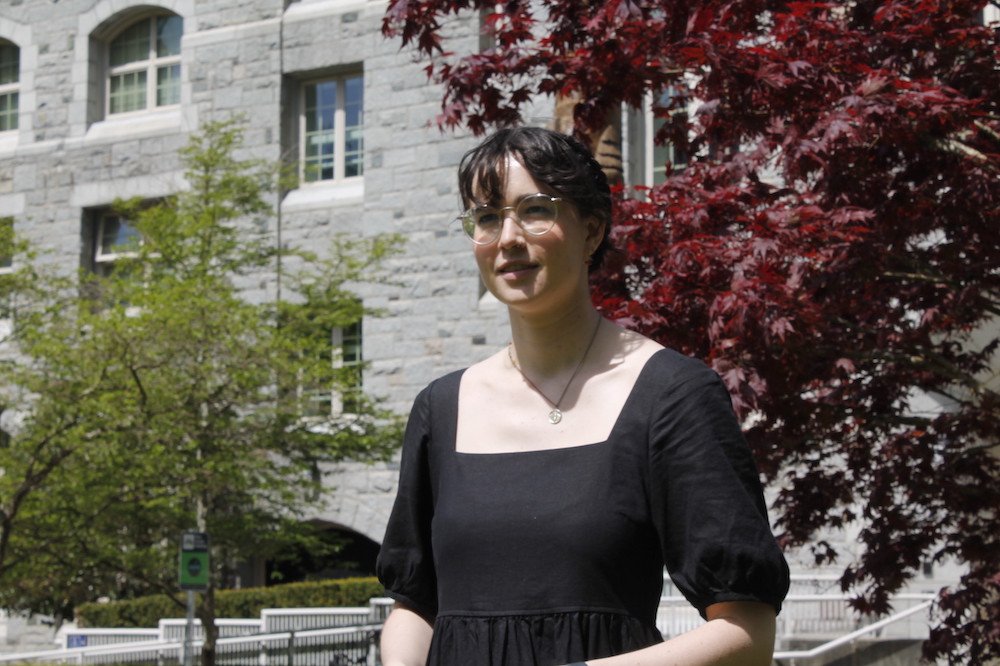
[
  {"xmin": 107, "ymin": 14, "xmax": 182, "ymax": 116},
  {"xmin": 82, "ymin": 209, "xmax": 148, "ymax": 308},
  {"xmin": 0, "ymin": 41, "xmax": 18, "ymax": 132},
  {"xmin": 305, "ymin": 319, "xmax": 363, "ymax": 418},
  {"xmin": 336, "ymin": 319, "xmax": 363, "ymax": 414},
  {"xmin": 628, "ymin": 85, "xmax": 690, "ymax": 187},
  {"xmin": 301, "ymin": 75, "xmax": 363, "ymax": 183},
  {"xmin": 648, "ymin": 86, "xmax": 689, "ymax": 184},
  {"xmin": 93, "ymin": 212, "xmax": 140, "ymax": 277}
]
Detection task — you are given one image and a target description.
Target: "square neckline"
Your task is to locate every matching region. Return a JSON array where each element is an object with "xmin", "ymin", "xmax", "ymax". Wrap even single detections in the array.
[{"xmin": 452, "ymin": 348, "xmax": 670, "ymax": 456}]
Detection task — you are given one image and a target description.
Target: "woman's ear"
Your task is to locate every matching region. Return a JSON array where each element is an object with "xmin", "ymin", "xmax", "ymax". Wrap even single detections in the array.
[{"xmin": 584, "ymin": 216, "xmax": 606, "ymax": 258}]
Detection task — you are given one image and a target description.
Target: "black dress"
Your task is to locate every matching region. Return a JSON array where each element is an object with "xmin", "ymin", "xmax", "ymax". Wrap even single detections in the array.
[{"xmin": 377, "ymin": 349, "xmax": 789, "ymax": 666}]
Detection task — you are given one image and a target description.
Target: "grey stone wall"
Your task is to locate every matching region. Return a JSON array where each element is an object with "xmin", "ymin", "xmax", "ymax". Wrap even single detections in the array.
[{"xmin": 0, "ymin": 0, "xmax": 513, "ymax": 547}]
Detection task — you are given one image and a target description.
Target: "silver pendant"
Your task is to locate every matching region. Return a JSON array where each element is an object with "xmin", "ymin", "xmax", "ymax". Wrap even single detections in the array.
[{"xmin": 548, "ymin": 409, "xmax": 563, "ymax": 424}]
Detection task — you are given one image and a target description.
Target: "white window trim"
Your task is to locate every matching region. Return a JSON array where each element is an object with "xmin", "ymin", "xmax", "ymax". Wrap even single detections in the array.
[
  {"xmin": 105, "ymin": 15, "xmax": 182, "ymax": 118},
  {"xmin": 281, "ymin": 178, "xmax": 364, "ymax": 212},
  {"xmin": 299, "ymin": 75, "xmax": 364, "ymax": 185}
]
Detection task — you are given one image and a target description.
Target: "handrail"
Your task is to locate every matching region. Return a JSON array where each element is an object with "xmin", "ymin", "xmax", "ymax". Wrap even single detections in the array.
[{"xmin": 772, "ymin": 600, "xmax": 933, "ymax": 661}]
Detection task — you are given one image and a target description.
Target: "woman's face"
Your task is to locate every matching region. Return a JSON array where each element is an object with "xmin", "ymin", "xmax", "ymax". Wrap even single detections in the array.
[{"xmin": 472, "ymin": 156, "xmax": 604, "ymax": 314}]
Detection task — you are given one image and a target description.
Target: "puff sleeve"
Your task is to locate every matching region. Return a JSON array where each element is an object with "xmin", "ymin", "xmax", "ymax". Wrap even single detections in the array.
[
  {"xmin": 647, "ymin": 359, "xmax": 789, "ymax": 618},
  {"xmin": 376, "ymin": 383, "xmax": 439, "ymax": 619}
]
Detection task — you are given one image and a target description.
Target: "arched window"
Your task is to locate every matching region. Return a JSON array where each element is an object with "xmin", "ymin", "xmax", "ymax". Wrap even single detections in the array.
[
  {"xmin": 0, "ymin": 40, "xmax": 18, "ymax": 131},
  {"xmin": 106, "ymin": 14, "xmax": 182, "ymax": 115}
]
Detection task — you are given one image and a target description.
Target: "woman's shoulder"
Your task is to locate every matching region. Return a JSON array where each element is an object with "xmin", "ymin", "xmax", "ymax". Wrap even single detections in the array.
[{"xmin": 608, "ymin": 327, "xmax": 723, "ymax": 397}]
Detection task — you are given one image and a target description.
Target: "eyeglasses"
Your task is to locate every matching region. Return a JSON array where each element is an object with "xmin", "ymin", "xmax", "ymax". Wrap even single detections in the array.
[{"xmin": 458, "ymin": 194, "xmax": 562, "ymax": 245}]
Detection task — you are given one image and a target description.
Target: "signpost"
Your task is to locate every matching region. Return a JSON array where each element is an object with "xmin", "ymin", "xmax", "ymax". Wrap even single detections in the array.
[
  {"xmin": 180, "ymin": 531, "xmax": 209, "ymax": 666},
  {"xmin": 180, "ymin": 531, "xmax": 210, "ymax": 590}
]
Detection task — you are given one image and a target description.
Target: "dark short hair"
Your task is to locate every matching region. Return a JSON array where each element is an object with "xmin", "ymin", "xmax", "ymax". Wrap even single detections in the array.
[{"xmin": 457, "ymin": 127, "xmax": 614, "ymax": 271}]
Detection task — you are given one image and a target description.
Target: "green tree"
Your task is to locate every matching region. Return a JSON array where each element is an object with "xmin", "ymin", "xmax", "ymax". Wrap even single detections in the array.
[{"xmin": 0, "ymin": 120, "xmax": 402, "ymax": 665}]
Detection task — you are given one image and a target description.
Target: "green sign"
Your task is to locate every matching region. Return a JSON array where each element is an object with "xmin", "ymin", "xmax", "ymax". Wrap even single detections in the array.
[{"xmin": 179, "ymin": 531, "xmax": 209, "ymax": 590}]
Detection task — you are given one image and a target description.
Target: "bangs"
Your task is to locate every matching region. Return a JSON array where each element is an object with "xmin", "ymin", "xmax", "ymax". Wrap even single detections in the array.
[{"xmin": 459, "ymin": 149, "xmax": 520, "ymax": 208}]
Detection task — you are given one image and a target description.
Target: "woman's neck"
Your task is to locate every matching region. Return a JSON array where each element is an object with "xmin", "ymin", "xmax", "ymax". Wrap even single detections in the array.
[{"xmin": 508, "ymin": 305, "xmax": 604, "ymax": 377}]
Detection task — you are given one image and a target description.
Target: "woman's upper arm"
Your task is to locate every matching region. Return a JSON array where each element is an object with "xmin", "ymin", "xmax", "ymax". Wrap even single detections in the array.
[
  {"xmin": 381, "ymin": 603, "xmax": 434, "ymax": 666},
  {"xmin": 647, "ymin": 362, "xmax": 790, "ymax": 616},
  {"xmin": 376, "ymin": 384, "xmax": 441, "ymax": 618}
]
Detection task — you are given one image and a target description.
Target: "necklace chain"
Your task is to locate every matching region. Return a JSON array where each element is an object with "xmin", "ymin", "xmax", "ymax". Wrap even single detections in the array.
[{"xmin": 508, "ymin": 317, "xmax": 602, "ymax": 424}]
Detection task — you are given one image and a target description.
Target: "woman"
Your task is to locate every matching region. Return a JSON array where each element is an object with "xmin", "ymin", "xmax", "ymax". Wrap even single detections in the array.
[{"xmin": 377, "ymin": 127, "xmax": 790, "ymax": 666}]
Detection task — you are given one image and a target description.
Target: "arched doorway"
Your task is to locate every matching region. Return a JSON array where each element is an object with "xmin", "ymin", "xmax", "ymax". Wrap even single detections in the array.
[{"xmin": 265, "ymin": 521, "xmax": 380, "ymax": 584}]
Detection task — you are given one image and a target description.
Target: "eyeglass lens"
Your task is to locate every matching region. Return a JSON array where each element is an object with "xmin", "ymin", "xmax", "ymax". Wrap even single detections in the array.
[{"xmin": 461, "ymin": 194, "xmax": 559, "ymax": 244}]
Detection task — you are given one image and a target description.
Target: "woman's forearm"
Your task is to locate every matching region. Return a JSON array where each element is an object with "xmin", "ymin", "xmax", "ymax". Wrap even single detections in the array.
[
  {"xmin": 380, "ymin": 603, "xmax": 435, "ymax": 666},
  {"xmin": 584, "ymin": 601, "xmax": 777, "ymax": 666}
]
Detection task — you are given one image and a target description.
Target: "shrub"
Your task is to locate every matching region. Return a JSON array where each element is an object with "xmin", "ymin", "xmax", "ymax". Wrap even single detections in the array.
[{"xmin": 76, "ymin": 577, "xmax": 385, "ymax": 628}]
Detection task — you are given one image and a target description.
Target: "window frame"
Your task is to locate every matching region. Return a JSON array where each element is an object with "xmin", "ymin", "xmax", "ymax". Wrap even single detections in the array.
[
  {"xmin": 299, "ymin": 74, "xmax": 364, "ymax": 185},
  {"xmin": 0, "ymin": 40, "xmax": 19, "ymax": 133},
  {"xmin": 105, "ymin": 14, "xmax": 183, "ymax": 117}
]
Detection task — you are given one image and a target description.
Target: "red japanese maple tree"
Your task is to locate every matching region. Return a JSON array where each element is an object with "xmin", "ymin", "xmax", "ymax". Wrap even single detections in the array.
[{"xmin": 384, "ymin": 0, "xmax": 1000, "ymax": 660}]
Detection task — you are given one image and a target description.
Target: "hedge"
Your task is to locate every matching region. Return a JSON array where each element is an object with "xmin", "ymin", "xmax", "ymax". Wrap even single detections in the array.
[{"xmin": 75, "ymin": 577, "xmax": 386, "ymax": 628}]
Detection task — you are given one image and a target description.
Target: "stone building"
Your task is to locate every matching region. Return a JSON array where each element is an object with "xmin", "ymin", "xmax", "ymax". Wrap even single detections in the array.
[{"xmin": 0, "ymin": 0, "xmax": 513, "ymax": 585}]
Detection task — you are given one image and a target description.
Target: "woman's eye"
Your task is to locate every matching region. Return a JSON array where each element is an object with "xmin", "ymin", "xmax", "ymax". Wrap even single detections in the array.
[{"xmin": 475, "ymin": 211, "xmax": 500, "ymax": 226}]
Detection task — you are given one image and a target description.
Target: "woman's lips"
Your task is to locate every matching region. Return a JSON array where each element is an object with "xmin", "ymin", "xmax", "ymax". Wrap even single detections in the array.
[{"xmin": 497, "ymin": 262, "xmax": 538, "ymax": 280}]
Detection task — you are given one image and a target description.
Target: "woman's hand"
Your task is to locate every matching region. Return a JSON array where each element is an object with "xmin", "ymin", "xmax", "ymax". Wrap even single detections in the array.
[{"xmin": 380, "ymin": 603, "xmax": 434, "ymax": 666}]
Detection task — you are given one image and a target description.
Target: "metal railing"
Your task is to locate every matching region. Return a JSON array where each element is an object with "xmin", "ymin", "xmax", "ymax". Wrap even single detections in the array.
[
  {"xmin": 4, "ymin": 625, "xmax": 381, "ymax": 666},
  {"xmin": 261, "ymin": 608, "xmax": 371, "ymax": 634},
  {"xmin": 156, "ymin": 620, "xmax": 263, "ymax": 645},
  {"xmin": 772, "ymin": 600, "xmax": 934, "ymax": 665}
]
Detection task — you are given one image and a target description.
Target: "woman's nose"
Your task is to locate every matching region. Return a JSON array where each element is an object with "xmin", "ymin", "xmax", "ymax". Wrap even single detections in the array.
[{"xmin": 497, "ymin": 212, "xmax": 524, "ymax": 248}]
